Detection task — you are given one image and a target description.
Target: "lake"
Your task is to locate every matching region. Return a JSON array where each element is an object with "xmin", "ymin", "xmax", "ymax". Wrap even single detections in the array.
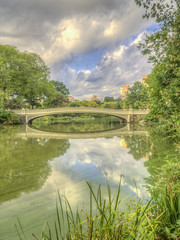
[{"xmin": 0, "ymin": 116, "xmax": 179, "ymax": 239}]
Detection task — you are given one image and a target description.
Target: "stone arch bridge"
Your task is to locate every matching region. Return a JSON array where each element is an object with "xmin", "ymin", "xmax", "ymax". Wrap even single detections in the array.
[{"xmin": 13, "ymin": 107, "xmax": 149, "ymax": 124}]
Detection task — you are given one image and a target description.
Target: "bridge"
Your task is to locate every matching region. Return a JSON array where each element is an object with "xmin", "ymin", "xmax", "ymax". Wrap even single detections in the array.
[
  {"xmin": 17, "ymin": 124, "xmax": 149, "ymax": 140},
  {"xmin": 13, "ymin": 107, "xmax": 149, "ymax": 124}
]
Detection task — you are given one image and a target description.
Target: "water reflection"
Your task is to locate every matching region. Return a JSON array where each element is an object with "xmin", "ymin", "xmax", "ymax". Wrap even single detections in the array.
[
  {"xmin": 0, "ymin": 124, "xmax": 179, "ymax": 240},
  {"xmin": 0, "ymin": 126, "xmax": 70, "ymax": 204},
  {"xmin": 32, "ymin": 114, "xmax": 124, "ymax": 133}
]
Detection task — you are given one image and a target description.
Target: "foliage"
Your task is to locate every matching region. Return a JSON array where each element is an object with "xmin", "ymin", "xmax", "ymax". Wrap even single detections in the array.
[
  {"xmin": 135, "ymin": 0, "xmax": 180, "ymax": 138},
  {"xmin": 68, "ymin": 100, "xmax": 99, "ymax": 108},
  {"xmin": 0, "ymin": 110, "xmax": 20, "ymax": 124},
  {"xmin": 102, "ymin": 101, "xmax": 117, "ymax": 109},
  {"xmin": 50, "ymin": 80, "xmax": 70, "ymax": 96},
  {"xmin": 115, "ymin": 98, "xmax": 123, "ymax": 109},
  {"xmin": 16, "ymin": 181, "xmax": 180, "ymax": 240},
  {"xmin": 0, "ymin": 44, "xmax": 70, "ymax": 110},
  {"xmin": 145, "ymin": 63, "xmax": 180, "ymax": 139},
  {"xmin": 104, "ymin": 96, "xmax": 114, "ymax": 102},
  {"xmin": 4, "ymin": 96, "xmax": 25, "ymax": 109},
  {"xmin": 68, "ymin": 101, "xmax": 81, "ymax": 107},
  {"xmin": 44, "ymin": 92, "xmax": 68, "ymax": 108},
  {"xmin": 122, "ymin": 82, "xmax": 149, "ymax": 109}
]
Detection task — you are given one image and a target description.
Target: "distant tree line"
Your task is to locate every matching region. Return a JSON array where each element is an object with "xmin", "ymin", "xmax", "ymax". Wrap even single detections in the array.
[{"xmin": 68, "ymin": 81, "xmax": 149, "ymax": 110}]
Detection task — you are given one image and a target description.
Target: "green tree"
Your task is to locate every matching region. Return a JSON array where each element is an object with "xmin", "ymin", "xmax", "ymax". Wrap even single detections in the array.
[
  {"xmin": 50, "ymin": 80, "xmax": 70, "ymax": 96},
  {"xmin": 44, "ymin": 91, "xmax": 68, "ymax": 107},
  {"xmin": 135, "ymin": 0, "xmax": 180, "ymax": 138},
  {"xmin": 0, "ymin": 110, "xmax": 20, "ymax": 124},
  {"xmin": 17, "ymin": 52, "xmax": 55, "ymax": 108},
  {"xmin": 0, "ymin": 45, "xmax": 20, "ymax": 99},
  {"xmin": 123, "ymin": 82, "xmax": 149, "ymax": 109},
  {"xmin": 102, "ymin": 101, "xmax": 117, "ymax": 109},
  {"xmin": 4, "ymin": 96, "xmax": 24, "ymax": 109},
  {"xmin": 0, "ymin": 44, "xmax": 57, "ymax": 109},
  {"xmin": 104, "ymin": 96, "xmax": 114, "ymax": 102},
  {"xmin": 115, "ymin": 98, "xmax": 123, "ymax": 109}
]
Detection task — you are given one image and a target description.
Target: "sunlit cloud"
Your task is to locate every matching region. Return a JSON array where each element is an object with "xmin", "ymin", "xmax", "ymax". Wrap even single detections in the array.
[{"xmin": 0, "ymin": 0, "xmax": 155, "ymax": 98}]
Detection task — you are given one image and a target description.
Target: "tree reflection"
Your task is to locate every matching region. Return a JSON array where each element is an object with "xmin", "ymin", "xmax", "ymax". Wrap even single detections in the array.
[
  {"xmin": 121, "ymin": 129, "xmax": 180, "ymax": 195},
  {"xmin": 143, "ymin": 133, "xmax": 180, "ymax": 195},
  {"xmin": 123, "ymin": 135, "xmax": 152, "ymax": 160},
  {"xmin": 0, "ymin": 126, "xmax": 70, "ymax": 204},
  {"xmin": 32, "ymin": 115, "xmax": 122, "ymax": 133}
]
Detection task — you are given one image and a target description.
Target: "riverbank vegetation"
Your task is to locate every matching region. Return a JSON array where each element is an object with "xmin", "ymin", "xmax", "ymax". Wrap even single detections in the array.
[
  {"xmin": 16, "ymin": 180, "xmax": 180, "ymax": 240},
  {"xmin": 0, "ymin": 110, "xmax": 20, "ymax": 124},
  {"xmin": 135, "ymin": 0, "xmax": 180, "ymax": 139}
]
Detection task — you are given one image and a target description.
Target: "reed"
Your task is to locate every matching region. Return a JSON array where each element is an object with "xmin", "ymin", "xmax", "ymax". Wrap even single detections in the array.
[{"xmin": 16, "ymin": 180, "xmax": 180, "ymax": 240}]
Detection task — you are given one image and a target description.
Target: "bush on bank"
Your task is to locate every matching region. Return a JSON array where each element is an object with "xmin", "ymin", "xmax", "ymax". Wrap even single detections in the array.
[{"xmin": 0, "ymin": 110, "xmax": 20, "ymax": 124}]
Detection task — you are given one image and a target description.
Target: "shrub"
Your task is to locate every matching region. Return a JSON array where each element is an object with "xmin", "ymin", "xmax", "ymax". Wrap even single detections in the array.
[{"xmin": 0, "ymin": 110, "xmax": 20, "ymax": 124}]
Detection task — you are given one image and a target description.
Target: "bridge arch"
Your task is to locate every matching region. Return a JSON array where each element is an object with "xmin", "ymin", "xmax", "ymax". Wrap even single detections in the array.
[
  {"xmin": 13, "ymin": 107, "xmax": 149, "ymax": 124},
  {"xmin": 27, "ymin": 111, "xmax": 128, "ymax": 124}
]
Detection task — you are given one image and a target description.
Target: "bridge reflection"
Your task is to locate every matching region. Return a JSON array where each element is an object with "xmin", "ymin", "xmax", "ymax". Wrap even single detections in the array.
[{"xmin": 17, "ymin": 124, "xmax": 149, "ymax": 139}]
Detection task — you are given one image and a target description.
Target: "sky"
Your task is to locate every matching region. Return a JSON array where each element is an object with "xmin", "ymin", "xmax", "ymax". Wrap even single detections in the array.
[{"xmin": 0, "ymin": 0, "xmax": 157, "ymax": 100}]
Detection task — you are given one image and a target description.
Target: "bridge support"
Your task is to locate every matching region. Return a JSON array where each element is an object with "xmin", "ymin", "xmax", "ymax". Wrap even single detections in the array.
[{"xmin": 127, "ymin": 114, "xmax": 133, "ymax": 123}]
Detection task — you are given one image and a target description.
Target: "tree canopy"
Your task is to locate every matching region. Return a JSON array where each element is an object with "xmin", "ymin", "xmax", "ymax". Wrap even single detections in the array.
[
  {"xmin": 123, "ymin": 82, "xmax": 149, "ymax": 109},
  {"xmin": 135, "ymin": 0, "xmax": 180, "ymax": 138},
  {"xmin": 0, "ymin": 45, "xmax": 70, "ymax": 109},
  {"xmin": 50, "ymin": 80, "xmax": 70, "ymax": 96}
]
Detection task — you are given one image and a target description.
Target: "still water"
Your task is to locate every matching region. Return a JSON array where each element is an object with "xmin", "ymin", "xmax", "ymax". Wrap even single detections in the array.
[{"xmin": 0, "ymin": 117, "xmax": 179, "ymax": 239}]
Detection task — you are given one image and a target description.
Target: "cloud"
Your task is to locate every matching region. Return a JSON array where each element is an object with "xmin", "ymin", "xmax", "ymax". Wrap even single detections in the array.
[
  {"xmin": 0, "ymin": 0, "xmax": 153, "ymax": 65},
  {"xmin": 50, "ymin": 137, "xmax": 150, "ymax": 198},
  {"xmin": 61, "ymin": 32, "xmax": 152, "ymax": 100},
  {"xmin": 0, "ymin": 0, "xmax": 155, "ymax": 99}
]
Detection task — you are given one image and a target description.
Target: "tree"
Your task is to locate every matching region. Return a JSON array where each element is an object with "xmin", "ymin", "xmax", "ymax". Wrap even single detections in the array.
[
  {"xmin": 115, "ymin": 98, "xmax": 123, "ymax": 109},
  {"xmin": 104, "ymin": 96, "xmax": 114, "ymax": 102},
  {"xmin": 122, "ymin": 82, "xmax": 149, "ymax": 109},
  {"xmin": 44, "ymin": 91, "xmax": 68, "ymax": 107},
  {"xmin": 68, "ymin": 101, "xmax": 81, "ymax": 107},
  {"xmin": 17, "ymin": 51, "xmax": 55, "ymax": 108},
  {"xmin": 135, "ymin": 0, "xmax": 180, "ymax": 138},
  {"xmin": 0, "ymin": 44, "xmax": 57, "ymax": 109},
  {"xmin": 50, "ymin": 80, "xmax": 70, "ymax": 96},
  {"xmin": 4, "ymin": 96, "xmax": 24, "ymax": 109},
  {"xmin": 0, "ymin": 45, "xmax": 20, "ymax": 99},
  {"xmin": 102, "ymin": 101, "xmax": 117, "ymax": 109}
]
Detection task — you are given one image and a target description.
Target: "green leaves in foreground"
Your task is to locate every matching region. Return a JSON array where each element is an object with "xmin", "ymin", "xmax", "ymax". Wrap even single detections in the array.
[{"xmin": 16, "ymin": 181, "xmax": 180, "ymax": 240}]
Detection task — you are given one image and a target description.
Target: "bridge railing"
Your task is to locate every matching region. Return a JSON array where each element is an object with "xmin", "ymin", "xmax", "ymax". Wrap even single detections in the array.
[{"xmin": 13, "ymin": 107, "xmax": 149, "ymax": 115}]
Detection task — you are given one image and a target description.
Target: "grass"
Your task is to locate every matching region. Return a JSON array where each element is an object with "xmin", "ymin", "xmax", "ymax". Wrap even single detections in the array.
[{"xmin": 16, "ymin": 180, "xmax": 180, "ymax": 240}]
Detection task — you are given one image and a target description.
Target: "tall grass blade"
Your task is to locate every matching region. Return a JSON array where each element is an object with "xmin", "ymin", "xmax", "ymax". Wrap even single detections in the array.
[
  {"xmin": 64, "ymin": 196, "xmax": 76, "ymax": 229},
  {"xmin": 15, "ymin": 224, "xmax": 23, "ymax": 240},
  {"xmin": 16, "ymin": 217, "xmax": 27, "ymax": 240},
  {"xmin": 114, "ymin": 178, "xmax": 121, "ymax": 211},
  {"xmin": 58, "ymin": 191, "xmax": 65, "ymax": 227},
  {"xmin": 54, "ymin": 221, "xmax": 59, "ymax": 240},
  {"xmin": 56, "ymin": 201, "xmax": 62, "ymax": 238}
]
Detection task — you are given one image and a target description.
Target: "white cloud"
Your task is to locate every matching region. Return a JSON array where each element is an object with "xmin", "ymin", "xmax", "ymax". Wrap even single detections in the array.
[
  {"xmin": 0, "ymin": 0, "xmax": 155, "ymax": 99},
  {"xmin": 0, "ymin": 0, "xmax": 154, "ymax": 65},
  {"xmin": 49, "ymin": 137, "xmax": 150, "ymax": 198},
  {"xmin": 63, "ymin": 32, "xmax": 152, "ymax": 100}
]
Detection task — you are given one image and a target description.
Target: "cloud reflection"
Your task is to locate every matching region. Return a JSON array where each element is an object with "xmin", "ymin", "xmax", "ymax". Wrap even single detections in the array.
[{"xmin": 47, "ymin": 136, "xmax": 150, "ymax": 201}]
